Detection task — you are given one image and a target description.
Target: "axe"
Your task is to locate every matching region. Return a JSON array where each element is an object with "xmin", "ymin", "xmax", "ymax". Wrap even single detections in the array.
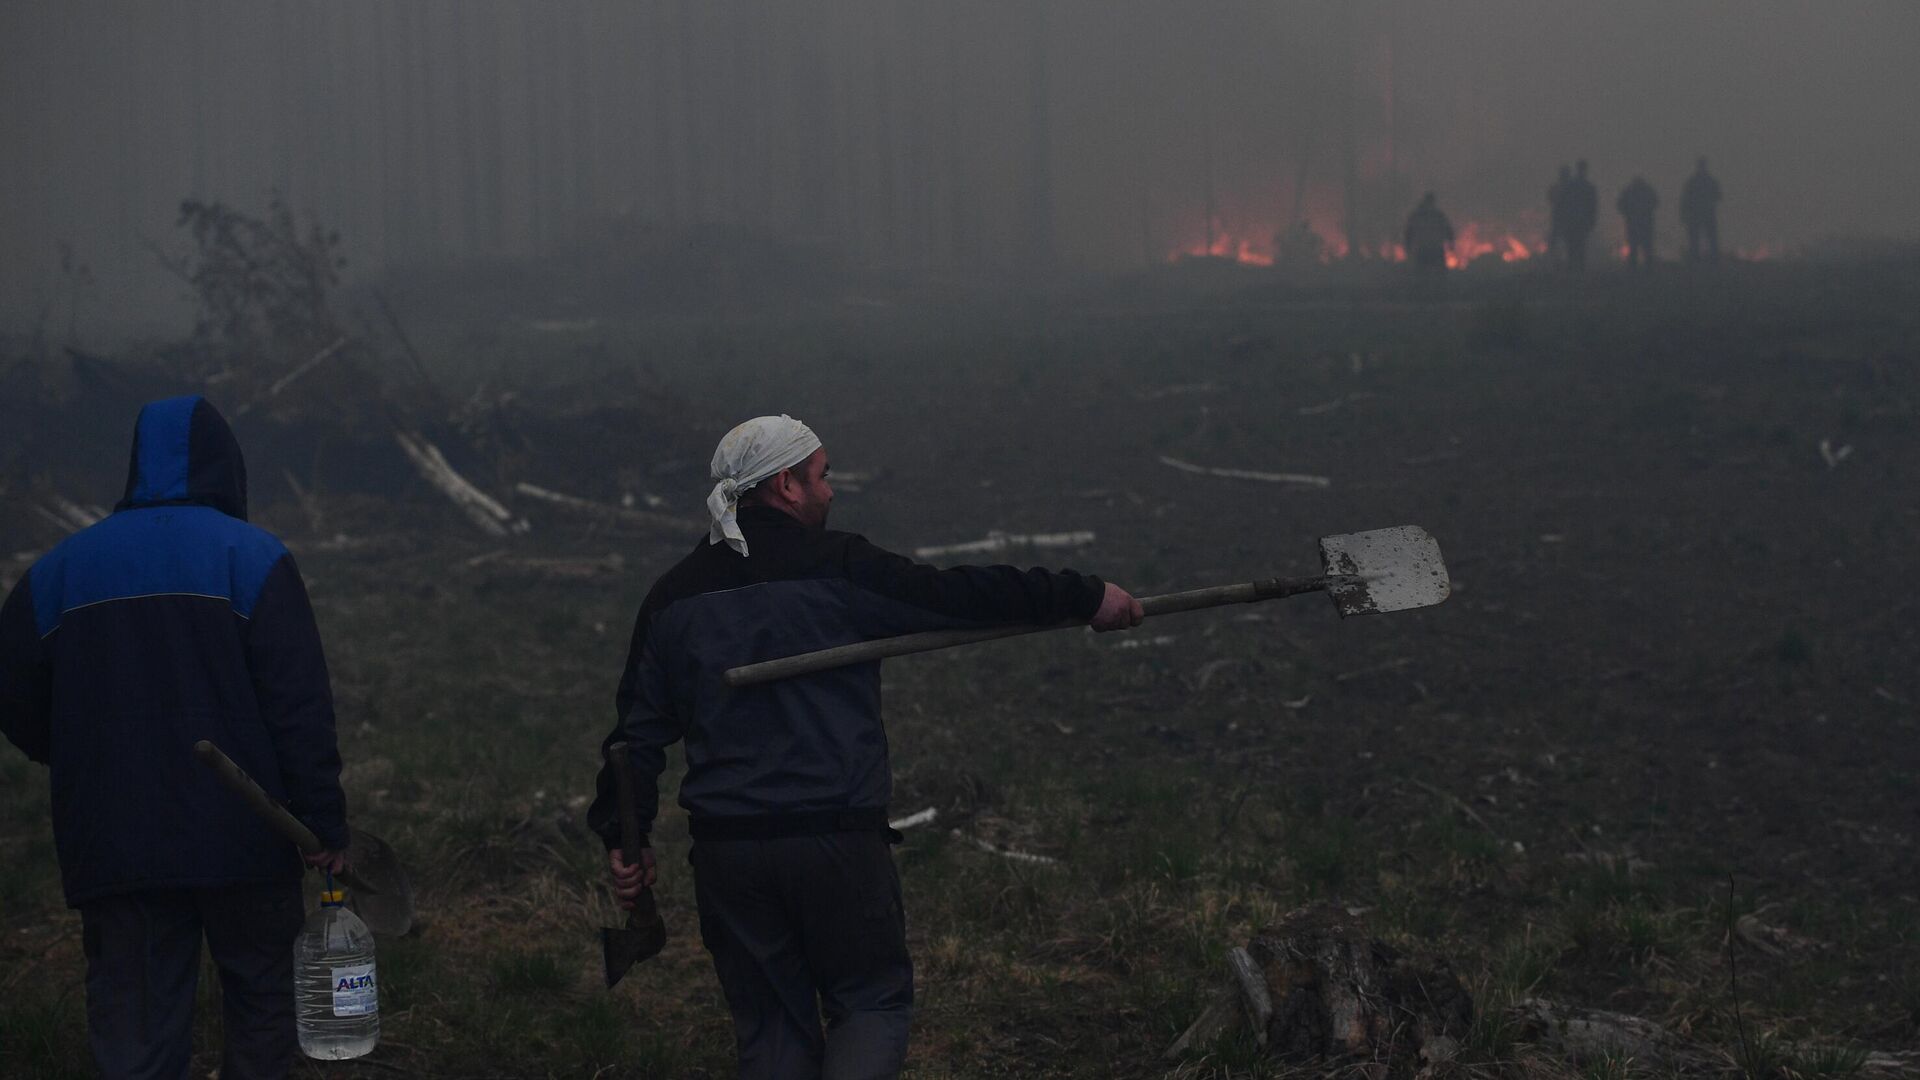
[{"xmin": 602, "ymin": 740, "xmax": 667, "ymax": 988}]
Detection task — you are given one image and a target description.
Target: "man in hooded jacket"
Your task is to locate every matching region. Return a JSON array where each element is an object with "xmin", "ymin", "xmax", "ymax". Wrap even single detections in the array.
[
  {"xmin": 588, "ymin": 415, "xmax": 1143, "ymax": 1080},
  {"xmin": 0, "ymin": 395, "xmax": 349, "ymax": 1079}
]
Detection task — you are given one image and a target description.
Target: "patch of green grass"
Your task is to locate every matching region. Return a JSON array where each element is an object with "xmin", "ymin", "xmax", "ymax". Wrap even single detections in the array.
[
  {"xmin": 1290, "ymin": 816, "xmax": 1368, "ymax": 898},
  {"xmin": 1580, "ymin": 1052, "xmax": 1643, "ymax": 1080},
  {"xmin": 546, "ymin": 995, "xmax": 632, "ymax": 1070},
  {"xmin": 1486, "ymin": 929, "xmax": 1560, "ymax": 1004},
  {"xmin": 377, "ymin": 934, "xmax": 436, "ymax": 1013},
  {"xmin": 1791, "ymin": 1041, "xmax": 1870, "ymax": 1080},
  {"xmin": 490, "ymin": 947, "xmax": 576, "ymax": 995},
  {"xmin": 1735, "ymin": 1029, "xmax": 1794, "ymax": 1080},
  {"xmin": 0, "ymin": 988, "xmax": 90, "ymax": 1080}
]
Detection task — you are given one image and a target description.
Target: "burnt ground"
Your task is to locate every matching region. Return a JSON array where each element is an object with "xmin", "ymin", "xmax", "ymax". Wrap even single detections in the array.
[{"xmin": 3, "ymin": 256, "xmax": 1919, "ymax": 1077}]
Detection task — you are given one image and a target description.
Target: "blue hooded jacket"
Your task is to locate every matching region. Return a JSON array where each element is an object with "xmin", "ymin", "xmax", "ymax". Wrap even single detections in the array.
[{"xmin": 0, "ymin": 396, "xmax": 347, "ymax": 906}]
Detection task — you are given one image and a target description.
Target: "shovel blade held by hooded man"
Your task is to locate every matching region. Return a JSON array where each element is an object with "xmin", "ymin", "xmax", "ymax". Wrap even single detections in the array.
[
  {"xmin": 603, "ymin": 741, "xmax": 668, "ymax": 988},
  {"xmin": 723, "ymin": 526, "xmax": 1451, "ymax": 687},
  {"xmin": 192, "ymin": 740, "xmax": 415, "ymax": 937}
]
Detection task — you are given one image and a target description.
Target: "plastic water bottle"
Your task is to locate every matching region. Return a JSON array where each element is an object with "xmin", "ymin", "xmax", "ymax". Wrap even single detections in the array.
[{"xmin": 295, "ymin": 886, "xmax": 379, "ymax": 1060}]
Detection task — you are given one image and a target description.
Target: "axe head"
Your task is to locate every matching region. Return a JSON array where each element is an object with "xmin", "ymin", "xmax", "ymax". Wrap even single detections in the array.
[
  {"xmin": 1318, "ymin": 526, "xmax": 1451, "ymax": 617},
  {"xmin": 602, "ymin": 888, "xmax": 668, "ymax": 989}
]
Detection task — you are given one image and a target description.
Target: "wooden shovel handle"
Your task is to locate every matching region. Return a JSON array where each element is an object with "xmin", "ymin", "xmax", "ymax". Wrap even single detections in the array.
[
  {"xmin": 723, "ymin": 575, "xmax": 1332, "ymax": 687},
  {"xmin": 192, "ymin": 740, "xmax": 323, "ymax": 854}
]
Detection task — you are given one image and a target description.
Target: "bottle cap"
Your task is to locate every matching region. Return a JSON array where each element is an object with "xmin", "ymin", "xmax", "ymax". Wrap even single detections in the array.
[{"xmin": 320, "ymin": 889, "xmax": 348, "ymax": 907}]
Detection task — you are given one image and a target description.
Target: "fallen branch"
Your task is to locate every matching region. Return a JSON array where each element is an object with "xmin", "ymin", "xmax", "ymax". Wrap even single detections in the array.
[
  {"xmin": 888, "ymin": 807, "xmax": 938, "ymax": 831},
  {"xmin": 283, "ymin": 470, "xmax": 324, "ymax": 534},
  {"xmin": 1163, "ymin": 987, "xmax": 1240, "ymax": 1060},
  {"xmin": 1159, "ymin": 455, "xmax": 1331, "ymax": 488},
  {"xmin": 952, "ymin": 830, "xmax": 1060, "ymax": 866},
  {"xmin": 1296, "ymin": 391, "xmax": 1374, "ymax": 416},
  {"xmin": 1509, "ymin": 997, "xmax": 1707, "ymax": 1070},
  {"xmin": 513, "ymin": 482, "xmax": 702, "ymax": 533},
  {"xmin": 464, "ymin": 552, "xmax": 624, "ymax": 583},
  {"xmin": 1135, "ymin": 381, "xmax": 1220, "ymax": 401},
  {"xmin": 395, "ymin": 431, "xmax": 528, "ymax": 537},
  {"xmin": 1226, "ymin": 946, "xmax": 1274, "ymax": 1046},
  {"xmin": 830, "ymin": 469, "xmax": 880, "ymax": 493},
  {"xmin": 1404, "ymin": 777, "xmax": 1495, "ymax": 834},
  {"xmin": 36, "ymin": 497, "xmax": 105, "ymax": 533},
  {"xmin": 235, "ymin": 335, "xmax": 350, "ymax": 416},
  {"xmin": 914, "ymin": 530, "xmax": 1096, "ymax": 559}
]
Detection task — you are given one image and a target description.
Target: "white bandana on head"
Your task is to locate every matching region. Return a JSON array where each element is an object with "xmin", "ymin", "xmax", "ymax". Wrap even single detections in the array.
[{"xmin": 706, "ymin": 415, "xmax": 822, "ymax": 556}]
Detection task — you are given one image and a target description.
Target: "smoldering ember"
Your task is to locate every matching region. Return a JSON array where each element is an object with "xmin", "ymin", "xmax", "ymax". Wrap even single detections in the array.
[{"xmin": 3, "ymin": 4, "xmax": 1919, "ymax": 1079}]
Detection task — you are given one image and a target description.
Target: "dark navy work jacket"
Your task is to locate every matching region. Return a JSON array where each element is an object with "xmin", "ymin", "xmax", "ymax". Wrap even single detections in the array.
[
  {"xmin": 0, "ymin": 396, "xmax": 347, "ymax": 907},
  {"xmin": 587, "ymin": 505, "xmax": 1105, "ymax": 848}
]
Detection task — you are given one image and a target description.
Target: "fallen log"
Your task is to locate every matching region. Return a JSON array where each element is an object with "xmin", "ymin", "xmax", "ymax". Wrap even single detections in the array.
[
  {"xmin": 1508, "ymin": 998, "xmax": 1708, "ymax": 1071},
  {"xmin": 462, "ymin": 551, "xmax": 624, "ymax": 583},
  {"xmin": 913, "ymin": 530, "xmax": 1096, "ymax": 559},
  {"xmin": 1159, "ymin": 455, "xmax": 1331, "ymax": 488},
  {"xmin": 234, "ymin": 335, "xmax": 351, "ymax": 417},
  {"xmin": 512, "ymin": 482, "xmax": 702, "ymax": 533},
  {"xmin": 395, "ymin": 431, "xmax": 528, "ymax": 537}
]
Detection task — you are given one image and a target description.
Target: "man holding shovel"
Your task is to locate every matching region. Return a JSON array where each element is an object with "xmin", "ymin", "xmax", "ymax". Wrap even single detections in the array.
[
  {"xmin": 589, "ymin": 414, "xmax": 1142, "ymax": 1079},
  {"xmin": 0, "ymin": 395, "xmax": 349, "ymax": 1079}
]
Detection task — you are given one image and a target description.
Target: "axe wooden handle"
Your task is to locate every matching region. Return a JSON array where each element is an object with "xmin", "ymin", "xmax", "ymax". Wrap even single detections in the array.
[
  {"xmin": 606, "ymin": 741, "xmax": 644, "ymax": 857},
  {"xmin": 193, "ymin": 739, "xmax": 324, "ymax": 854},
  {"xmin": 723, "ymin": 575, "xmax": 1332, "ymax": 687}
]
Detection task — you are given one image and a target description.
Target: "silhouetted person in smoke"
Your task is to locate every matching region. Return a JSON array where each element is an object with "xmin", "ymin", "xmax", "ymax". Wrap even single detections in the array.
[
  {"xmin": 1403, "ymin": 192, "xmax": 1455, "ymax": 273},
  {"xmin": 1546, "ymin": 164, "xmax": 1572, "ymax": 263},
  {"xmin": 1275, "ymin": 220, "xmax": 1326, "ymax": 267},
  {"xmin": 1563, "ymin": 160, "xmax": 1599, "ymax": 271},
  {"xmin": 1616, "ymin": 176, "xmax": 1659, "ymax": 269},
  {"xmin": 1681, "ymin": 157, "xmax": 1722, "ymax": 264}
]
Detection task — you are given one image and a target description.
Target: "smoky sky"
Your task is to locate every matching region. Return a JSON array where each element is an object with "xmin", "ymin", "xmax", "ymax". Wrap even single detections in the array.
[{"xmin": 4, "ymin": 1, "xmax": 1918, "ymax": 331}]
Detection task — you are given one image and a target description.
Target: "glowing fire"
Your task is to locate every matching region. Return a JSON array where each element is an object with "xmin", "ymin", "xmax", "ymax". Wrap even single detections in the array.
[
  {"xmin": 1179, "ymin": 228, "xmax": 1275, "ymax": 267},
  {"xmin": 1171, "ymin": 215, "xmax": 1541, "ymax": 270},
  {"xmin": 1446, "ymin": 222, "xmax": 1538, "ymax": 269}
]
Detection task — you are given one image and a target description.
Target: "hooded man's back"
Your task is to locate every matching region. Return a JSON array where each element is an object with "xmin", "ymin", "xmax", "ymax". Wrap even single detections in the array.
[{"xmin": 0, "ymin": 394, "xmax": 347, "ymax": 906}]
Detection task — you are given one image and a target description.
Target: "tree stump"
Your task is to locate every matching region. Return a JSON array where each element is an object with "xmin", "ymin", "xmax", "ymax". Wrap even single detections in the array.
[{"xmin": 1244, "ymin": 904, "xmax": 1473, "ymax": 1073}]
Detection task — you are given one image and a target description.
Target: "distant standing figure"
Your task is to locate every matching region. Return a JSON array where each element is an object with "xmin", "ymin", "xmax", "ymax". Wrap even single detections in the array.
[
  {"xmin": 1546, "ymin": 164, "xmax": 1572, "ymax": 262},
  {"xmin": 1616, "ymin": 176, "xmax": 1659, "ymax": 269},
  {"xmin": 1403, "ymin": 192, "xmax": 1455, "ymax": 272},
  {"xmin": 1681, "ymin": 157, "xmax": 1722, "ymax": 264},
  {"xmin": 1563, "ymin": 160, "xmax": 1599, "ymax": 271}
]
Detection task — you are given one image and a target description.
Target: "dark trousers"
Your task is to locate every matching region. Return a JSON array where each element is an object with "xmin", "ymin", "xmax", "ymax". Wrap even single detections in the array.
[
  {"xmin": 1565, "ymin": 231, "xmax": 1591, "ymax": 271},
  {"xmin": 1687, "ymin": 219, "xmax": 1719, "ymax": 263},
  {"xmin": 79, "ymin": 881, "xmax": 304, "ymax": 1080},
  {"xmin": 691, "ymin": 832, "xmax": 912, "ymax": 1080},
  {"xmin": 1625, "ymin": 225, "xmax": 1654, "ymax": 268}
]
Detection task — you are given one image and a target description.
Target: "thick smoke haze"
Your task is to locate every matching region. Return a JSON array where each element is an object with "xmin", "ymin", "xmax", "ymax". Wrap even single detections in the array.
[{"xmin": 4, "ymin": 1, "xmax": 1918, "ymax": 331}]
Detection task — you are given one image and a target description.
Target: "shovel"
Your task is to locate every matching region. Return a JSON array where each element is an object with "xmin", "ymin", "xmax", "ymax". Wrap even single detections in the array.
[
  {"xmin": 192, "ymin": 740, "xmax": 415, "ymax": 937},
  {"xmin": 724, "ymin": 525, "xmax": 1449, "ymax": 687},
  {"xmin": 601, "ymin": 740, "xmax": 668, "ymax": 988}
]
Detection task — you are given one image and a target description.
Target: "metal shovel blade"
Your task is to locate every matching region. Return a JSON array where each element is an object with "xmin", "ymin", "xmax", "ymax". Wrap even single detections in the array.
[
  {"xmin": 602, "ymin": 887, "xmax": 668, "ymax": 988},
  {"xmin": 341, "ymin": 829, "xmax": 415, "ymax": 937},
  {"xmin": 1319, "ymin": 526, "xmax": 1451, "ymax": 616}
]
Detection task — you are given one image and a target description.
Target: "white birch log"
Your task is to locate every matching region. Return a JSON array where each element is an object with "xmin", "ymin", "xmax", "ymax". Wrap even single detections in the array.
[
  {"xmin": 513, "ymin": 482, "xmax": 702, "ymax": 532},
  {"xmin": 395, "ymin": 431, "xmax": 528, "ymax": 537},
  {"xmin": 914, "ymin": 530, "xmax": 1096, "ymax": 559},
  {"xmin": 1159, "ymin": 455, "xmax": 1332, "ymax": 488},
  {"xmin": 888, "ymin": 807, "xmax": 938, "ymax": 831}
]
